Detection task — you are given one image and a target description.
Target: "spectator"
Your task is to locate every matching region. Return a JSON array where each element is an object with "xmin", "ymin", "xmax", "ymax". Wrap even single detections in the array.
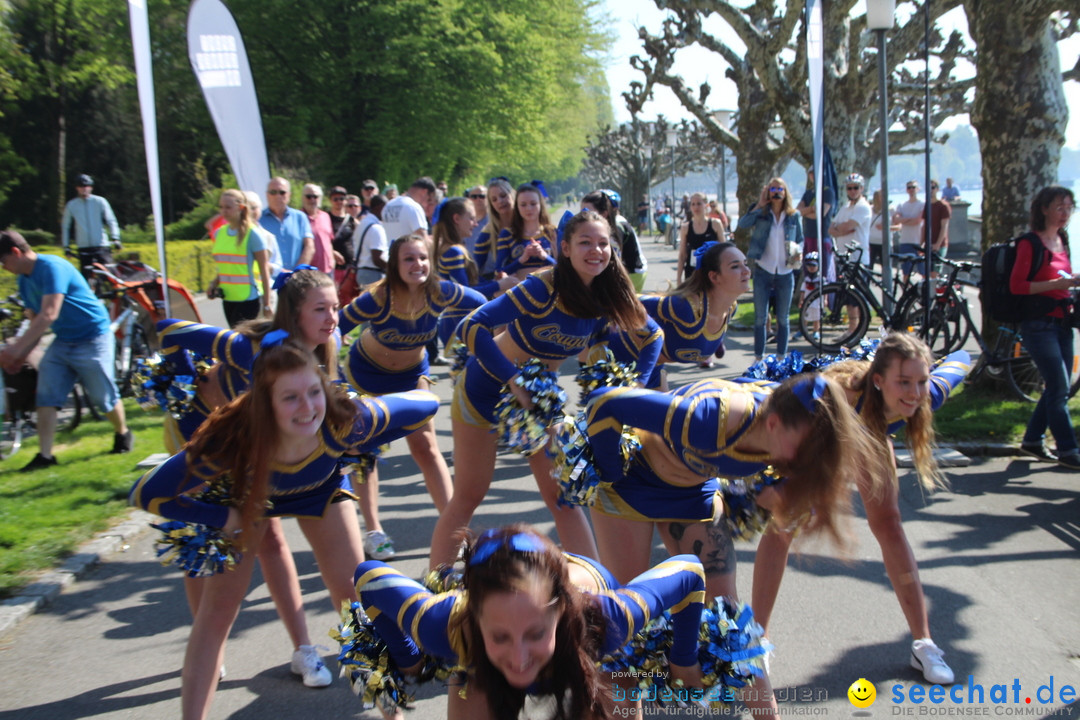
[
  {"xmin": 326, "ymin": 185, "xmax": 349, "ymax": 236},
  {"xmin": 892, "ymin": 180, "xmax": 926, "ymax": 282},
  {"xmin": 796, "ymin": 167, "xmax": 834, "ymax": 259},
  {"xmin": 869, "ymin": 189, "xmax": 893, "ymax": 270},
  {"xmin": 1012, "ymin": 186, "xmax": 1079, "ymax": 469},
  {"xmin": 383, "ymin": 183, "xmax": 399, "ymax": 200},
  {"xmin": 259, "ymin": 178, "xmax": 313, "ymax": 270},
  {"xmin": 925, "ymin": 180, "xmax": 952, "ymax": 278},
  {"xmin": 381, "ymin": 177, "xmax": 436, "ymax": 242},
  {"xmin": 830, "ymin": 173, "xmax": 872, "ymax": 334},
  {"xmin": 675, "ymin": 192, "xmax": 725, "ymax": 284},
  {"xmin": 300, "ymin": 184, "xmax": 336, "ymax": 275},
  {"xmin": 941, "ymin": 177, "xmax": 961, "ymax": 202},
  {"xmin": 332, "ymin": 194, "xmax": 363, "ymax": 286},
  {"xmin": 359, "ymin": 179, "xmax": 378, "ymax": 215},
  {"xmin": 61, "ymin": 173, "xmax": 121, "ymax": 272},
  {"xmin": 350, "ymin": 195, "xmax": 389, "ymax": 288},
  {"xmin": 436, "ymin": 180, "xmax": 449, "ymax": 198},
  {"xmin": 206, "ymin": 189, "xmax": 273, "ymax": 327},
  {"xmin": 0, "ymin": 230, "xmax": 132, "ymax": 471},
  {"xmin": 242, "ymin": 191, "xmax": 281, "ymax": 278},
  {"xmin": 463, "ymin": 185, "xmax": 488, "ymax": 259}
]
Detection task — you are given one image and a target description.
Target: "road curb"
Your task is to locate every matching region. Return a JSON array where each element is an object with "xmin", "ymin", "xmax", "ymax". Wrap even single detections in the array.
[{"xmin": 0, "ymin": 509, "xmax": 156, "ymax": 638}]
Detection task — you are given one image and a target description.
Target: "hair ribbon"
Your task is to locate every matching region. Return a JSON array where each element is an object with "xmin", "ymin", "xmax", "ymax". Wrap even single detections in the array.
[
  {"xmin": 272, "ymin": 264, "xmax": 318, "ymax": 291},
  {"xmin": 257, "ymin": 328, "xmax": 290, "ymax": 357},
  {"xmin": 791, "ymin": 374, "xmax": 828, "ymax": 413},
  {"xmin": 529, "ymin": 180, "xmax": 549, "ymax": 199},
  {"xmin": 692, "ymin": 240, "xmax": 720, "ymax": 268},
  {"xmin": 469, "ymin": 530, "xmax": 546, "ymax": 567}
]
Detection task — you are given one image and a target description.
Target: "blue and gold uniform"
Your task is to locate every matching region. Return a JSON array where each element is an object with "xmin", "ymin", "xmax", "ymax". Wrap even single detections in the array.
[
  {"xmin": 608, "ymin": 293, "xmax": 734, "ymax": 388},
  {"xmin": 436, "ymin": 244, "xmax": 500, "ymax": 300},
  {"xmin": 494, "ymin": 228, "xmax": 556, "ymax": 276},
  {"xmin": 156, "ymin": 319, "xmax": 290, "ymax": 449},
  {"xmin": 452, "ymin": 271, "xmax": 660, "ymax": 427},
  {"xmin": 130, "ymin": 390, "xmax": 439, "ymax": 523},
  {"xmin": 353, "ymin": 553, "xmax": 706, "ymax": 674},
  {"xmin": 583, "ymin": 380, "xmax": 773, "ymax": 522},
  {"xmin": 339, "ymin": 280, "xmax": 486, "ymax": 395}
]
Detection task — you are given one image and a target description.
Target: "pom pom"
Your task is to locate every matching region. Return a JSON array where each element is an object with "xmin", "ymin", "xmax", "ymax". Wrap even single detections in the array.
[
  {"xmin": 151, "ymin": 520, "xmax": 241, "ymax": 577},
  {"xmin": 494, "ymin": 359, "xmax": 566, "ymax": 456},
  {"xmin": 601, "ymin": 599, "xmax": 771, "ymax": 708},
  {"xmin": 742, "ymin": 351, "xmax": 805, "ymax": 382},
  {"xmin": 575, "ymin": 349, "xmax": 640, "ymax": 404},
  {"xmin": 334, "ymin": 602, "xmax": 418, "ymax": 713},
  {"xmin": 552, "ymin": 412, "xmax": 639, "ymax": 507},
  {"xmin": 130, "ymin": 352, "xmax": 210, "ymax": 419},
  {"xmin": 720, "ymin": 470, "xmax": 786, "ymax": 541},
  {"xmin": 447, "ymin": 340, "xmax": 470, "ymax": 383}
]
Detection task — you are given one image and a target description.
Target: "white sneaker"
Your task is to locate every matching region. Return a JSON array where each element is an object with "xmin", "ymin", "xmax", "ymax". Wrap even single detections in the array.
[
  {"xmin": 291, "ymin": 645, "xmax": 332, "ymax": 688},
  {"xmin": 911, "ymin": 638, "xmax": 954, "ymax": 685},
  {"xmin": 364, "ymin": 530, "xmax": 396, "ymax": 560}
]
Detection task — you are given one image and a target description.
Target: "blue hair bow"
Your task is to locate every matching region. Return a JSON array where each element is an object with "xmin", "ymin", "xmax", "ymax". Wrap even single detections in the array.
[
  {"xmin": 599, "ymin": 188, "xmax": 621, "ymax": 208},
  {"xmin": 488, "ymin": 175, "xmax": 511, "ymax": 186},
  {"xmin": 272, "ymin": 264, "xmax": 318, "ymax": 291},
  {"xmin": 529, "ymin": 180, "xmax": 549, "ymax": 199},
  {"xmin": 431, "ymin": 198, "xmax": 448, "ymax": 226},
  {"xmin": 791, "ymin": 374, "xmax": 829, "ymax": 413},
  {"xmin": 692, "ymin": 240, "xmax": 720, "ymax": 268},
  {"xmin": 258, "ymin": 328, "xmax": 290, "ymax": 355},
  {"xmin": 469, "ymin": 530, "xmax": 546, "ymax": 567}
]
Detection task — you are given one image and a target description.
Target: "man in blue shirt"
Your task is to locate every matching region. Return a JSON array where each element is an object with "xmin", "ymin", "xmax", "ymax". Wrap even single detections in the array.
[
  {"xmin": 61, "ymin": 174, "xmax": 121, "ymax": 271},
  {"xmin": 0, "ymin": 230, "xmax": 132, "ymax": 471},
  {"xmin": 259, "ymin": 177, "xmax": 314, "ymax": 270}
]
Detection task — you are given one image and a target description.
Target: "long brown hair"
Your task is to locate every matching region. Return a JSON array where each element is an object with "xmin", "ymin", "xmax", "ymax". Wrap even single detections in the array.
[
  {"xmin": 509, "ymin": 184, "xmax": 555, "ymax": 244},
  {"xmin": 366, "ymin": 234, "xmax": 444, "ymax": 317},
  {"xmin": 184, "ymin": 342, "xmax": 356, "ymax": 542},
  {"xmin": 758, "ymin": 374, "xmax": 882, "ymax": 547},
  {"xmin": 433, "ymin": 197, "xmax": 479, "ymax": 284},
  {"xmin": 823, "ymin": 332, "xmax": 943, "ymax": 491},
  {"xmin": 236, "ymin": 269, "xmax": 339, "ymax": 380},
  {"xmin": 453, "ymin": 525, "xmax": 608, "ymax": 720},
  {"xmin": 553, "ymin": 210, "xmax": 647, "ymax": 331}
]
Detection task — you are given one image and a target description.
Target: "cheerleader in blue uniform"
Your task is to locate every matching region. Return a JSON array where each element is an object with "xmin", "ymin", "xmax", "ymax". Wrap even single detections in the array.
[
  {"xmin": 350, "ymin": 525, "xmax": 726, "ymax": 720},
  {"xmin": 154, "ymin": 267, "xmax": 341, "ymax": 687},
  {"xmin": 339, "ymin": 234, "xmax": 487, "ymax": 558},
  {"xmin": 752, "ymin": 333, "xmax": 970, "ymax": 685},
  {"xmin": 610, "ymin": 241, "xmax": 749, "ymax": 387},
  {"xmin": 429, "ymin": 211, "xmax": 656, "ymax": 569},
  {"xmin": 434, "ymin": 197, "xmax": 519, "ymax": 299},
  {"xmin": 129, "ymin": 341, "xmax": 439, "ymax": 720},
  {"xmin": 577, "ymin": 373, "xmax": 879, "ymax": 605},
  {"xmin": 472, "ymin": 178, "xmax": 514, "ymax": 279},
  {"xmin": 493, "ymin": 183, "xmax": 557, "ymax": 279}
]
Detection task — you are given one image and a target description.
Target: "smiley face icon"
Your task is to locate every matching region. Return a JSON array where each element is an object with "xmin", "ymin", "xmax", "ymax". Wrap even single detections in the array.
[{"xmin": 848, "ymin": 678, "xmax": 877, "ymax": 708}]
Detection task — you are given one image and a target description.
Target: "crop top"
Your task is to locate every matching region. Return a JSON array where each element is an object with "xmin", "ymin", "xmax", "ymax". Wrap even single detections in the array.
[
  {"xmin": 436, "ymin": 244, "xmax": 499, "ymax": 299},
  {"xmin": 353, "ymin": 553, "xmax": 706, "ymax": 673},
  {"xmin": 584, "ymin": 379, "xmax": 772, "ymax": 482},
  {"xmin": 495, "ymin": 228, "xmax": 556, "ymax": 276},
  {"xmin": 129, "ymin": 390, "xmax": 439, "ymax": 527},
  {"xmin": 339, "ymin": 280, "xmax": 486, "ymax": 351},
  {"xmin": 640, "ymin": 293, "xmax": 734, "ymax": 365},
  {"xmin": 455, "ymin": 270, "xmax": 658, "ymax": 385}
]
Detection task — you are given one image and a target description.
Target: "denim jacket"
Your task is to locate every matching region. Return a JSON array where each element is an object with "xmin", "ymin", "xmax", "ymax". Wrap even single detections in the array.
[{"xmin": 737, "ymin": 204, "xmax": 804, "ymax": 262}]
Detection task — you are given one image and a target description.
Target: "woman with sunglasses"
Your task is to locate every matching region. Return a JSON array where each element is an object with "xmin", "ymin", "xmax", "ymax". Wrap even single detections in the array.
[{"xmin": 737, "ymin": 179, "xmax": 803, "ymax": 362}]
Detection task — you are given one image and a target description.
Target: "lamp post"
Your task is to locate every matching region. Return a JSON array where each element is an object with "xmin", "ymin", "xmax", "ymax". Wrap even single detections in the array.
[
  {"xmin": 666, "ymin": 127, "xmax": 678, "ymax": 247},
  {"xmin": 867, "ymin": 0, "xmax": 896, "ymax": 314},
  {"xmin": 644, "ymin": 145, "xmax": 653, "ymax": 234}
]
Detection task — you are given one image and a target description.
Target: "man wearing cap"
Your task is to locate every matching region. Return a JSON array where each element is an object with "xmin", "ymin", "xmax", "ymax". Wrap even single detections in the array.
[
  {"xmin": 300, "ymin": 183, "xmax": 336, "ymax": 275},
  {"xmin": 359, "ymin": 179, "xmax": 378, "ymax": 215},
  {"xmin": 0, "ymin": 230, "xmax": 133, "ymax": 471},
  {"xmin": 327, "ymin": 185, "xmax": 349, "ymax": 236},
  {"xmin": 259, "ymin": 177, "xmax": 314, "ymax": 271},
  {"xmin": 61, "ymin": 174, "xmax": 121, "ymax": 271}
]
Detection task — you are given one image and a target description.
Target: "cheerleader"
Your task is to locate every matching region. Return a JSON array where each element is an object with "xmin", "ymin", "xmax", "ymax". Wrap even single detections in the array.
[
  {"xmin": 433, "ymin": 196, "xmax": 518, "ymax": 299},
  {"xmin": 752, "ymin": 333, "xmax": 970, "ymax": 685},
  {"xmin": 429, "ymin": 210, "xmax": 657, "ymax": 569},
  {"xmin": 472, "ymin": 177, "xmax": 514, "ymax": 279},
  {"xmin": 493, "ymin": 183, "xmax": 557, "ymax": 279},
  {"xmin": 339, "ymin": 234, "xmax": 487, "ymax": 558},
  {"xmin": 129, "ymin": 340, "xmax": 439, "ymax": 720}
]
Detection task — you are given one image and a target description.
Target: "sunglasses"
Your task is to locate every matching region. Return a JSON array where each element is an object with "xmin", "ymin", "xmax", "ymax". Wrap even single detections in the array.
[
  {"xmin": 469, "ymin": 194, "xmax": 487, "ymax": 200},
  {"xmin": 267, "ymin": 189, "xmax": 287, "ymax": 196},
  {"xmin": 906, "ymin": 185, "xmax": 917, "ymax": 190},
  {"xmin": 846, "ymin": 185, "xmax": 861, "ymax": 191},
  {"xmin": 346, "ymin": 203, "xmax": 360, "ymax": 208},
  {"xmin": 331, "ymin": 196, "xmax": 345, "ymax": 201},
  {"xmin": 769, "ymin": 186, "xmax": 785, "ymax": 193},
  {"xmin": 304, "ymin": 194, "xmax": 320, "ymax": 200}
]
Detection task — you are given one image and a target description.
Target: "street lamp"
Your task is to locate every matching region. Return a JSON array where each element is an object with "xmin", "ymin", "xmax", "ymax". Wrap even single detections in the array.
[
  {"xmin": 643, "ymin": 145, "xmax": 653, "ymax": 234},
  {"xmin": 867, "ymin": 0, "xmax": 896, "ymax": 313},
  {"xmin": 666, "ymin": 127, "xmax": 678, "ymax": 247}
]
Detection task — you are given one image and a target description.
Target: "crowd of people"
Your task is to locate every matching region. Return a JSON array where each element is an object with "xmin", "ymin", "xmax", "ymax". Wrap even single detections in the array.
[{"xmin": 5, "ymin": 169, "xmax": 1075, "ymax": 720}]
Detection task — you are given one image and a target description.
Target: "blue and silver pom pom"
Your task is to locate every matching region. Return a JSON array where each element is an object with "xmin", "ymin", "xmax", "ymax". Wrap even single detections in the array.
[
  {"xmin": 575, "ymin": 349, "xmax": 640, "ymax": 404},
  {"xmin": 151, "ymin": 520, "xmax": 241, "ymax": 577},
  {"xmin": 720, "ymin": 470, "xmax": 785, "ymax": 541},
  {"xmin": 494, "ymin": 359, "xmax": 566, "ymax": 456},
  {"xmin": 131, "ymin": 352, "xmax": 210, "ymax": 419},
  {"xmin": 552, "ymin": 412, "xmax": 640, "ymax": 507}
]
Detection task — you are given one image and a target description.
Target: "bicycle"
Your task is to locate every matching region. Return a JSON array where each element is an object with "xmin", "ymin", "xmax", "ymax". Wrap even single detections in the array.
[
  {"xmin": 797, "ymin": 243, "xmax": 935, "ymax": 353},
  {"xmin": 87, "ymin": 267, "xmax": 154, "ymax": 397},
  {"xmin": 0, "ymin": 296, "xmax": 86, "ymax": 459}
]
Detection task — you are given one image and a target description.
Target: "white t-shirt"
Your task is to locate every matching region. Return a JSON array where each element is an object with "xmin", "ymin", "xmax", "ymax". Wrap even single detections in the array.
[
  {"xmin": 380, "ymin": 195, "xmax": 429, "ymax": 243},
  {"xmin": 352, "ymin": 214, "xmax": 389, "ymax": 270},
  {"xmin": 893, "ymin": 199, "xmax": 925, "ymax": 246},
  {"xmin": 832, "ymin": 198, "xmax": 872, "ymax": 265}
]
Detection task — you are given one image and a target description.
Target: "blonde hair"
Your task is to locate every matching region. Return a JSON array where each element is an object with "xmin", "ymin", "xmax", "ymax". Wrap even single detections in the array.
[{"xmin": 220, "ymin": 189, "xmax": 257, "ymax": 246}]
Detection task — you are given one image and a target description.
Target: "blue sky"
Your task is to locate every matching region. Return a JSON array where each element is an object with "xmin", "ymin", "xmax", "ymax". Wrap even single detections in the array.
[{"xmin": 601, "ymin": 0, "xmax": 1080, "ymax": 150}]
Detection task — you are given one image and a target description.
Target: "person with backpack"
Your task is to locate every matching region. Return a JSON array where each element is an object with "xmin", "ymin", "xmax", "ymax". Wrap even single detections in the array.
[{"xmin": 1010, "ymin": 186, "xmax": 1079, "ymax": 469}]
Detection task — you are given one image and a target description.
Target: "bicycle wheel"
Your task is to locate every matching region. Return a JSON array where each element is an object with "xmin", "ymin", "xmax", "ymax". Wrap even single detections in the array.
[
  {"xmin": 895, "ymin": 285, "xmax": 966, "ymax": 356},
  {"xmin": 0, "ymin": 374, "xmax": 21, "ymax": 459},
  {"xmin": 1006, "ymin": 353, "xmax": 1044, "ymax": 403},
  {"xmin": 798, "ymin": 283, "xmax": 870, "ymax": 352},
  {"xmin": 57, "ymin": 384, "xmax": 84, "ymax": 432}
]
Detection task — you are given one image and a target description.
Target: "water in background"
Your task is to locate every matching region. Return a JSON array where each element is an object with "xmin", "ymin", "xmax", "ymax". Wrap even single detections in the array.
[{"xmin": 886, "ymin": 187, "xmax": 1080, "ymax": 256}]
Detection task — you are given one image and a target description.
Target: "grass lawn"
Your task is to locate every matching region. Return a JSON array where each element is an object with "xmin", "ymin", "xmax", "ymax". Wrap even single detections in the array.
[{"xmin": 0, "ymin": 398, "xmax": 166, "ymax": 598}]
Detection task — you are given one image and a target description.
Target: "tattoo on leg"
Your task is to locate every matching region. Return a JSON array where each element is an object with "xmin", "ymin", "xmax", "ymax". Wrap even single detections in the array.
[
  {"xmin": 701, "ymin": 523, "xmax": 735, "ymax": 576},
  {"xmin": 668, "ymin": 521, "xmax": 687, "ymax": 542}
]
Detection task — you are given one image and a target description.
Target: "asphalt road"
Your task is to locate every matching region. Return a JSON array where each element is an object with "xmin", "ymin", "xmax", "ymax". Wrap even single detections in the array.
[{"xmin": 1, "ymin": 231, "xmax": 1077, "ymax": 720}]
